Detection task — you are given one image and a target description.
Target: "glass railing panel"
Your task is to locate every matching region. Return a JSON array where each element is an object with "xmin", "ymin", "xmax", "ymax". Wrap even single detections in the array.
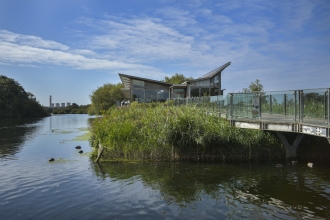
[
  {"xmin": 301, "ymin": 88, "xmax": 328, "ymax": 126},
  {"xmin": 259, "ymin": 90, "xmax": 297, "ymax": 122},
  {"xmin": 228, "ymin": 93, "xmax": 257, "ymax": 119},
  {"xmin": 169, "ymin": 89, "xmax": 329, "ymax": 127},
  {"xmin": 209, "ymin": 95, "xmax": 227, "ymax": 117}
]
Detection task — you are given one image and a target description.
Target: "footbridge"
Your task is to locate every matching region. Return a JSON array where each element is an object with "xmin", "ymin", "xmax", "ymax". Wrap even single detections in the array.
[{"xmin": 169, "ymin": 88, "xmax": 330, "ymax": 158}]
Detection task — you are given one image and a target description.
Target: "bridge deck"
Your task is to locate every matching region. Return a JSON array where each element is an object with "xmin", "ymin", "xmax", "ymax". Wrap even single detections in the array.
[
  {"xmin": 170, "ymin": 87, "xmax": 330, "ymax": 139},
  {"xmin": 231, "ymin": 113, "xmax": 328, "ymax": 127}
]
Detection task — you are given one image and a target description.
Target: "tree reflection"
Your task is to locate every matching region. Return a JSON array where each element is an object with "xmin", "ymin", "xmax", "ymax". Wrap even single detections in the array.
[{"xmin": 0, "ymin": 118, "xmax": 43, "ymax": 159}]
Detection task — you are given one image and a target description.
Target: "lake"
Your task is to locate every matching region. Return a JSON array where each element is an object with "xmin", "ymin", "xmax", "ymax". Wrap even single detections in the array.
[{"xmin": 1, "ymin": 114, "xmax": 330, "ymax": 219}]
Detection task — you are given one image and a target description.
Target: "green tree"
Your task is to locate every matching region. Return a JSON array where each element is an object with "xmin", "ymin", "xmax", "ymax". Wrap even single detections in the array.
[
  {"xmin": 0, "ymin": 75, "xmax": 49, "ymax": 118},
  {"xmin": 88, "ymin": 83, "xmax": 125, "ymax": 115},
  {"xmin": 164, "ymin": 73, "xmax": 194, "ymax": 84},
  {"xmin": 242, "ymin": 79, "xmax": 264, "ymax": 92}
]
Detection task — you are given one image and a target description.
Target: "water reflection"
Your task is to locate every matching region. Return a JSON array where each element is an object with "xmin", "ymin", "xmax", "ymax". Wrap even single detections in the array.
[
  {"xmin": 0, "ymin": 118, "xmax": 44, "ymax": 159},
  {"xmin": 1, "ymin": 115, "xmax": 330, "ymax": 219},
  {"xmin": 91, "ymin": 162, "xmax": 330, "ymax": 219},
  {"xmin": 0, "ymin": 115, "xmax": 94, "ymax": 160}
]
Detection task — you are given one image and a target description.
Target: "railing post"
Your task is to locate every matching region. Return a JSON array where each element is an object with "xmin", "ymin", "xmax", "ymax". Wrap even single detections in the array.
[
  {"xmin": 300, "ymin": 90, "xmax": 304, "ymax": 122},
  {"xmin": 328, "ymin": 88, "xmax": 330, "ymax": 125},
  {"xmin": 269, "ymin": 95, "xmax": 273, "ymax": 114},
  {"xmin": 284, "ymin": 94, "xmax": 287, "ymax": 116},
  {"xmin": 230, "ymin": 93, "xmax": 234, "ymax": 119},
  {"xmin": 294, "ymin": 90, "xmax": 297, "ymax": 122},
  {"xmin": 324, "ymin": 91, "xmax": 327, "ymax": 119},
  {"xmin": 258, "ymin": 93, "xmax": 261, "ymax": 119}
]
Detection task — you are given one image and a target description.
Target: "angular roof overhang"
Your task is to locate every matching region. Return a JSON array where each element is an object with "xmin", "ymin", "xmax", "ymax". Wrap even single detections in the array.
[
  {"xmin": 187, "ymin": 62, "xmax": 231, "ymax": 83},
  {"xmin": 119, "ymin": 73, "xmax": 172, "ymax": 89},
  {"xmin": 120, "ymin": 88, "xmax": 130, "ymax": 99}
]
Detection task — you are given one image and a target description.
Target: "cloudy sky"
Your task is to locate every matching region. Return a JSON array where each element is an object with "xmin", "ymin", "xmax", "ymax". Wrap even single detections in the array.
[{"xmin": 0, "ymin": 0, "xmax": 329, "ymax": 106}]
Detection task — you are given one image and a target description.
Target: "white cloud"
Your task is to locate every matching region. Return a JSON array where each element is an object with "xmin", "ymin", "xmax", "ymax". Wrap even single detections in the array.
[
  {"xmin": 0, "ymin": 30, "xmax": 70, "ymax": 51},
  {"xmin": 0, "ymin": 31, "xmax": 161, "ymax": 78}
]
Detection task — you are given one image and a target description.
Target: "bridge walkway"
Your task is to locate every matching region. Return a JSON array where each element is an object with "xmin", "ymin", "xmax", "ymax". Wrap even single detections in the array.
[{"xmin": 169, "ymin": 87, "xmax": 330, "ymax": 158}]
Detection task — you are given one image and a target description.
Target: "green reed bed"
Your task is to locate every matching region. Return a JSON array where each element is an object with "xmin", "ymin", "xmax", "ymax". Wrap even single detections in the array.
[{"xmin": 90, "ymin": 102, "xmax": 285, "ymax": 162}]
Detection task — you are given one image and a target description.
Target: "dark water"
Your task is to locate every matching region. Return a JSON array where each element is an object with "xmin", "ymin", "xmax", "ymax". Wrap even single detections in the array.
[{"xmin": 1, "ymin": 115, "xmax": 330, "ymax": 219}]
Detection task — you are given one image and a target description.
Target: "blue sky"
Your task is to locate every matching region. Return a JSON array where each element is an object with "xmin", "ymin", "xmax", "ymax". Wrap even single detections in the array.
[{"xmin": 0, "ymin": 0, "xmax": 329, "ymax": 106}]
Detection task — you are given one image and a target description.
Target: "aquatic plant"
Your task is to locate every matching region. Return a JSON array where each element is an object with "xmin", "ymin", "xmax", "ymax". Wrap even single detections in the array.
[{"xmin": 90, "ymin": 103, "xmax": 284, "ymax": 162}]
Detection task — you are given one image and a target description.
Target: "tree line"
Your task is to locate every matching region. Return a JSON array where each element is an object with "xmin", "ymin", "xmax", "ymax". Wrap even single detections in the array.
[
  {"xmin": 51, "ymin": 103, "xmax": 89, "ymax": 114},
  {"xmin": 0, "ymin": 75, "xmax": 50, "ymax": 118}
]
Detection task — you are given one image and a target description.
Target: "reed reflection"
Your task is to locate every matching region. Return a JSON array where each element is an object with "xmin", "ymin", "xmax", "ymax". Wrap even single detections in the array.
[{"xmin": 90, "ymin": 161, "xmax": 330, "ymax": 218}]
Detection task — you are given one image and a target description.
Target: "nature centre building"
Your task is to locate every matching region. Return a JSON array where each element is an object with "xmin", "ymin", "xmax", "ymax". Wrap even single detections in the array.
[{"xmin": 119, "ymin": 62, "xmax": 231, "ymax": 103}]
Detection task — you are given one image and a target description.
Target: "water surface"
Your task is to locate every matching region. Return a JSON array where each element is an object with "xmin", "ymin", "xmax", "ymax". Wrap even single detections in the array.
[{"xmin": 0, "ymin": 115, "xmax": 329, "ymax": 219}]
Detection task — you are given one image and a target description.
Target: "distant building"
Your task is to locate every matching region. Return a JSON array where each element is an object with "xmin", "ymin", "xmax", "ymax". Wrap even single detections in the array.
[
  {"xmin": 119, "ymin": 62, "xmax": 231, "ymax": 102},
  {"xmin": 49, "ymin": 95, "xmax": 75, "ymax": 108}
]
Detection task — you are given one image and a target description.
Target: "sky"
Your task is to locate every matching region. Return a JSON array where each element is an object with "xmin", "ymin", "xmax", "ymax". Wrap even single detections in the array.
[{"xmin": 0, "ymin": 0, "xmax": 329, "ymax": 106}]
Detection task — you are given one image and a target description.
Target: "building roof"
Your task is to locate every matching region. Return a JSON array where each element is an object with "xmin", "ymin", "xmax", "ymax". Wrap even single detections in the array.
[
  {"xmin": 119, "ymin": 73, "xmax": 172, "ymax": 89},
  {"xmin": 119, "ymin": 61, "xmax": 231, "ymax": 88},
  {"xmin": 198, "ymin": 61, "xmax": 231, "ymax": 80},
  {"xmin": 170, "ymin": 84, "xmax": 188, "ymax": 89}
]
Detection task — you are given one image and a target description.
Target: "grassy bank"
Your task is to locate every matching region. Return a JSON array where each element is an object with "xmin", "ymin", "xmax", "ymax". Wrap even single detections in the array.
[{"xmin": 90, "ymin": 102, "xmax": 286, "ymax": 162}]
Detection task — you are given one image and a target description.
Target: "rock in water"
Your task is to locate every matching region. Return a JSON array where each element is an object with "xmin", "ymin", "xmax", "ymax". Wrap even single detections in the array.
[
  {"xmin": 49, "ymin": 158, "xmax": 55, "ymax": 162},
  {"xmin": 78, "ymin": 150, "xmax": 83, "ymax": 154},
  {"xmin": 75, "ymin": 146, "xmax": 81, "ymax": 149},
  {"xmin": 307, "ymin": 162, "xmax": 314, "ymax": 168}
]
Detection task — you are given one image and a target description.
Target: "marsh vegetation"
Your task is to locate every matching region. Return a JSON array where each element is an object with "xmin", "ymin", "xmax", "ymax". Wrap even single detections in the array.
[{"xmin": 90, "ymin": 102, "xmax": 285, "ymax": 162}]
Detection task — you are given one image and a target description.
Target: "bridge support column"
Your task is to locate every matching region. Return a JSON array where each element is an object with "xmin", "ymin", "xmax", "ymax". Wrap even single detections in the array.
[{"xmin": 276, "ymin": 132, "xmax": 304, "ymax": 158}]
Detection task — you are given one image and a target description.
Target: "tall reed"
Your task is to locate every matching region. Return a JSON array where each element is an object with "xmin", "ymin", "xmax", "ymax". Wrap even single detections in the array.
[{"xmin": 90, "ymin": 102, "xmax": 284, "ymax": 161}]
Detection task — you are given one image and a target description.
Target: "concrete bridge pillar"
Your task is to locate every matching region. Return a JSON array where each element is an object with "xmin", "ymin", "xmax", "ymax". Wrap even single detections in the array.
[{"xmin": 276, "ymin": 132, "xmax": 304, "ymax": 158}]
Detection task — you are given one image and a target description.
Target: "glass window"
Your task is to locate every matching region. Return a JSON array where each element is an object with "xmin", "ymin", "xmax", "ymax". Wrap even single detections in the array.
[
  {"xmin": 132, "ymin": 89, "xmax": 144, "ymax": 102},
  {"xmin": 173, "ymin": 89, "xmax": 186, "ymax": 98},
  {"xmin": 211, "ymin": 88, "xmax": 219, "ymax": 96},
  {"xmin": 145, "ymin": 82, "xmax": 154, "ymax": 89},
  {"xmin": 145, "ymin": 82, "xmax": 169, "ymax": 90},
  {"xmin": 201, "ymin": 88, "xmax": 210, "ymax": 97},
  {"xmin": 157, "ymin": 90, "xmax": 169, "ymax": 102},
  {"xmin": 145, "ymin": 90, "xmax": 157, "ymax": 102},
  {"xmin": 190, "ymin": 88, "xmax": 199, "ymax": 97},
  {"xmin": 132, "ymin": 80, "xmax": 144, "ymax": 88}
]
